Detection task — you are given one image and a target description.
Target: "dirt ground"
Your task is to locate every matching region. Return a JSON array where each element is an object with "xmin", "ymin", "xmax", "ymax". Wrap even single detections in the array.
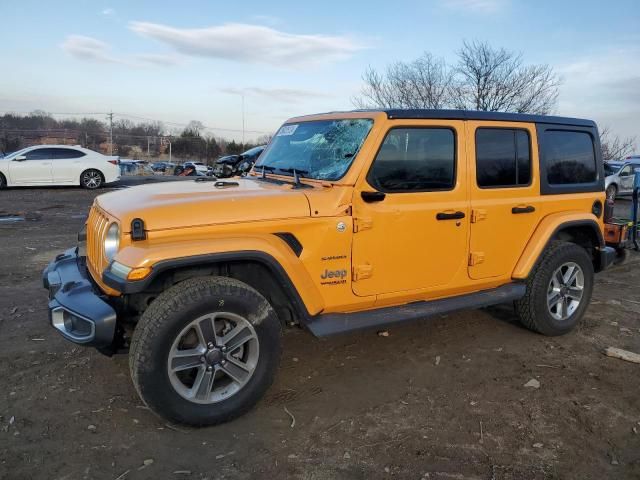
[{"xmin": 1, "ymin": 183, "xmax": 639, "ymax": 480}]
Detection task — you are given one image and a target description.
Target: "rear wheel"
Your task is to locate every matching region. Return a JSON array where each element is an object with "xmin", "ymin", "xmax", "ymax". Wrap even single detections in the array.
[
  {"xmin": 129, "ymin": 276, "xmax": 282, "ymax": 426},
  {"xmin": 606, "ymin": 184, "xmax": 617, "ymax": 201},
  {"xmin": 516, "ymin": 241, "xmax": 594, "ymax": 336},
  {"xmin": 80, "ymin": 169, "xmax": 104, "ymax": 189}
]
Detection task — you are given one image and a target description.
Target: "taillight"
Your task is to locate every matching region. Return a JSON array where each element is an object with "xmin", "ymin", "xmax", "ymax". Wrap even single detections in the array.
[{"xmin": 108, "ymin": 160, "xmax": 118, "ymax": 165}]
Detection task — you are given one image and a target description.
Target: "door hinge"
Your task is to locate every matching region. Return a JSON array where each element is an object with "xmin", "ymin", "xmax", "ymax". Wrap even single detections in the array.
[
  {"xmin": 471, "ymin": 209, "xmax": 487, "ymax": 223},
  {"xmin": 353, "ymin": 217, "xmax": 373, "ymax": 233},
  {"xmin": 468, "ymin": 252, "xmax": 485, "ymax": 266},
  {"xmin": 352, "ymin": 264, "xmax": 373, "ymax": 281}
]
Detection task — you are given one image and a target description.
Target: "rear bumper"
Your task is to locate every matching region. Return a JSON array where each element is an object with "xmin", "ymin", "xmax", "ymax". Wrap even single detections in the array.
[{"xmin": 43, "ymin": 247, "xmax": 117, "ymax": 347}]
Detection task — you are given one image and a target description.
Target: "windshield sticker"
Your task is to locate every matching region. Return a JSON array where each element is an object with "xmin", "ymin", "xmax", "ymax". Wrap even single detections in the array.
[{"xmin": 277, "ymin": 124, "xmax": 298, "ymax": 136}]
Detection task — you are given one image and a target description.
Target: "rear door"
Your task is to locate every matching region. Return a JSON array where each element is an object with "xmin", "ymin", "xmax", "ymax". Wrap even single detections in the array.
[
  {"xmin": 51, "ymin": 148, "xmax": 86, "ymax": 183},
  {"xmin": 467, "ymin": 122, "xmax": 543, "ymax": 279},
  {"xmin": 8, "ymin": 148, "xmax": 54, "ymax": 184},
  {"xmin": 351, "ymin": 120, "xmax": 469, "ymax": 296},
  {"xmin": 618, "ymin": 164, "xmax": 634, "ymax": 194}
]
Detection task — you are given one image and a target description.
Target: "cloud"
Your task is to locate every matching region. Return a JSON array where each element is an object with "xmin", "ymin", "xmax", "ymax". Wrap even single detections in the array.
[
  {"xmin": 128, "ymin": 21, "xmax": 364, "ymax": 67},
  {"xmin": 440, "ymin": 0, "xmax": 507, "ymax": 13},
  {"xmin": 61, "ymin": 34, "xmax": 178, "ymax": 67},
  {"xmin": 101, "ymin": 8, "xmax": 115, "ymax": 16},
  {"xmin": 220, "ymin": 87, "xmax": 332, "ymax": 104},
  {"xmin": 135, "ymin": 53, "xmax": 182, "ymax": 67},
  {"xmin": 61, "ymin": 35, "xmax": 120, "ymax": 63}
]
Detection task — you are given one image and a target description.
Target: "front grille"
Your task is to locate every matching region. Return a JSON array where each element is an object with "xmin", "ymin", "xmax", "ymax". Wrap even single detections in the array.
[{"xmin": 86, "ymin": 206, "xmax": 111, "ymax": 279}]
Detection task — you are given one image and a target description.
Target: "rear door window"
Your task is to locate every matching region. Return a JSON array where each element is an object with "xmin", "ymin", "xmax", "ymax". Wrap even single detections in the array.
[
  {"xmin": 475, "ymin": 128, "xmax": 531, "ymax": 188},
  {"xmin": 53, "ymin": 148, "xmax": 86, "ymax": 159}
]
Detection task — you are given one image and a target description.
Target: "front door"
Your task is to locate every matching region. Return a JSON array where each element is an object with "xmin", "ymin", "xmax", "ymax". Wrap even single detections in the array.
[
  {"xmin": 351, "ymin": 121, "xmax": 469, "ymax": 297},
  {"xmin": 467, "ymin": 122, "xmax": 543, "ymax": 279},
  {"xmin": 8, "ymin": 148, "xmax": 54, "ymax": 184}
]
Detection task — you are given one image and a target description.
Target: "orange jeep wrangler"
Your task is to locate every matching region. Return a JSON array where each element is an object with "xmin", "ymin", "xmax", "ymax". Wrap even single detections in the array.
[{"xmin": 43, "ymin": 110, "xmax": 616, "ymax": 425}]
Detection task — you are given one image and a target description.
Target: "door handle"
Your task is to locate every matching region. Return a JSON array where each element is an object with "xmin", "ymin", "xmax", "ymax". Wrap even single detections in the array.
[
  {"xmin": 512, "ymin": 205, "xmax": 535, "ymax": 214},
  {"xmin": 361, "ymin": 191, "xmax": 386, "ymax": 203},
  {"xmin": 436, "ymin": 211, "xmax": 465, "ymax": 220}
]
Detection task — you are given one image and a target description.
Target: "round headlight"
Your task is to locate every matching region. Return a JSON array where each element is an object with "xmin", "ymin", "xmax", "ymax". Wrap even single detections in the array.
[{"xmin": 104, "ymin": 223, "xmax": 120, "ymax": 261}]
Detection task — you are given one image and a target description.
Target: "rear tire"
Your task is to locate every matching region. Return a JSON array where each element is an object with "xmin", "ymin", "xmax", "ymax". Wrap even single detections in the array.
[
  {"xmin": 515, "ymin": 241, "xmax": 594, "ymax": 336},
  {"xmin": 80, "ymin": 169, "xmax": 104, "ymax": 189},
  {"xmin": 129, "ymin": 276, "xmax": 282, "ymax": 426}
]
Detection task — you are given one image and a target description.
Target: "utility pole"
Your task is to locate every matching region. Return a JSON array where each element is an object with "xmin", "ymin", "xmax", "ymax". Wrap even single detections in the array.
[
  {"xmin": 241, "ymin": 93, "xmax": 245, "ymax": 147},
  {"xmin": 168, "ymin": 136, "xmax": 172, "ymax": 163},
  {"xmin": 147, "ymin": 136, "xmax": 150, "ymax": 157},
  {"xmin": 107, "ymin": 111, "xmax": 114, "ymax": 155}
]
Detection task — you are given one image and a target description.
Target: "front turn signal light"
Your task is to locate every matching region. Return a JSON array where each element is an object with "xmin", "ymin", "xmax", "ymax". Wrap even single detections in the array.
[{"xmin": 127, "ymin": 266, "xmax": 152, "ymax": 281}]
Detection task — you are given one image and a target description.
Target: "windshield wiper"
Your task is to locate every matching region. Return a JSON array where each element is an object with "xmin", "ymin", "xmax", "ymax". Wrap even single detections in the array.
[
  {"xmin": 279, "ymin": 168, "xmax": 309, "ymax": 188},
  {"xmin": 257, "ymin": 164, "xmax": 276, "ymax": 178}
]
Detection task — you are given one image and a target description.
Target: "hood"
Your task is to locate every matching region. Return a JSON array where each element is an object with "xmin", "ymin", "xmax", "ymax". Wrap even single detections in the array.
[{"xmin": 95, "ymin": 178, "xmax": 311, "ymax": 232}]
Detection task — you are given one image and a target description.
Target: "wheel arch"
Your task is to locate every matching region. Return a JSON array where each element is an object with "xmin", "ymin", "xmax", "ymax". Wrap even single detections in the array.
[
  {"xmin": 513, "ymin": 213, "xmax": 604, "ymax": 279},
  {"xmin": 104, "ymin": 249, "xmax": 321, "ymax": 325}
]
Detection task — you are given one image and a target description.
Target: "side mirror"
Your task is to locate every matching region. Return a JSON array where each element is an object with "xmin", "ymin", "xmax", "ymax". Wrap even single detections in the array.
[
  {"xmin": 619, "ymin": 170, "xmax": 630, "ymax": 177},
  {"xmin": 13, "ymin": 155, "xmax": 26, "ymax": 161}
]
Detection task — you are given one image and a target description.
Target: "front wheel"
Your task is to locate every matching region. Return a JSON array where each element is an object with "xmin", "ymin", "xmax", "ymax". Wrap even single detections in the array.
[
  {"xmin": 515, "ymin": 241, "xmax": 594, "ymax": 336},
  {"xmin": 129, "ymin": 276, "xmax": 282, "ymax": 426},
  {"xmin": 606, "ymin": 184, "xmax": 617, "ymax": 201},
  {"xmin": 80, "ymin": 169, "xmax": 104, "ymax": 189}
]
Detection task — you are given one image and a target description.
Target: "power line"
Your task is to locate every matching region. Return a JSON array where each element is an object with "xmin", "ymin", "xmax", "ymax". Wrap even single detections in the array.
[{"xmin": 0, "ymin": 110, "xmax": 272, "ymax": 135}]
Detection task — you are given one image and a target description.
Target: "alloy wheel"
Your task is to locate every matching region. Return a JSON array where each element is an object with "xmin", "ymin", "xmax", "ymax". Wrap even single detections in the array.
[
  {"xmin": 547, "ymin": 262, "xmax": 584, "ymax": 321},
  {"xmin": 82, "ymin": 171, "xmax": 102, "ymax": 189},
  {"xmin": 167, "ymin": 312, "xmax": 259, "ymax": 404}
]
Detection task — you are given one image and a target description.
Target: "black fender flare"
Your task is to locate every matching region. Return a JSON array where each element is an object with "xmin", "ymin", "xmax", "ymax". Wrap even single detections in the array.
[{"xmin": 102, "ymin": 250, "xmax": 312, "ymax": 321}]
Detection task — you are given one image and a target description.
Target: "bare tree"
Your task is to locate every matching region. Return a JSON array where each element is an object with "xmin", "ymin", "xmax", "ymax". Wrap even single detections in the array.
[
  {"xmin": 353, "ymin": 53, "xmax": 453, "ymax": 109},
  {"xmin": 353, "ymin": 40, "xmax": 561, "ymax": 115},
  {"xmin": 599, "ymin": 126, "xmax": 637, "ymax": 161},
  {"xmin": 454, "ymin": 41, "xmax": 560, "ymax": 114}
]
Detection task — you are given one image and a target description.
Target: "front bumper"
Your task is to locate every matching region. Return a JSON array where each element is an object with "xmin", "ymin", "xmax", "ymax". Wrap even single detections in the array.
[
  {"xmin": 598, "ymin": 245, "xmax": 617, "ymax": 272},
  {"xmin": 43, "ymin": 247, "xmax": 117, "ymax": 347}
]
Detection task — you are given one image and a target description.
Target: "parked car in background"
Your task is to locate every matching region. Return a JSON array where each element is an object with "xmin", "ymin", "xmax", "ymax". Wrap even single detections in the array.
[
  {"xmin": 151, "ymin": 161, "xmax": 176, "ymax": 173},
  {"xmin": 183, "ymin": 161, "xmax": 210, "ymax": 175},
  {"xmin": 604, "ymin": 159, "xmax": 640, "ymax": 199},
  {"xmin": 0, "ymin": 145, "xmax": 120, "ymax": 189},
  {"xmin": 119, "ymin": 160, "xmax": 155, "ymax": 176},
  {"xmin": 214, "ymin": 145, "xmax": 266, "ymax": 178}
]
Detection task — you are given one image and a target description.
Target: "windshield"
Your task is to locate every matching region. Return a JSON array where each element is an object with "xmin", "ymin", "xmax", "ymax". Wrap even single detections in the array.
[
  {"xmin": 256, "ymin": 118, "xmax": 374, "ymax": 181},
  {"xmin": 604, "ymin": 163, "xmax": 622, "ymax": 176}
]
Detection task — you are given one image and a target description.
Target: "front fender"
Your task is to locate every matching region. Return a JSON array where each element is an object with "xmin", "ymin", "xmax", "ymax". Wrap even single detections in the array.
[
  {"xmin": 106, "ymin": 234, "xmax": 324, "ymax": 316},
  {"xmin": 512, "ymin": 212, "xmax": 603, "ymax": 279}
]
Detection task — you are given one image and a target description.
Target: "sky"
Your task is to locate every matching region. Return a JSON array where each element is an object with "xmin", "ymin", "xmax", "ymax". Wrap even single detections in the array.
[{"xmin": 0, "ymin": 0, "xmax": 638, "ymax": 145}]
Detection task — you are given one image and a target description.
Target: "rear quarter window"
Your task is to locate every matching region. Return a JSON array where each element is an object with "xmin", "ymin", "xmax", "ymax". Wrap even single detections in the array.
[
  {"xmin": 538, "ymin": 125, "xmax": 603, "ymax": 195},
  {"xmin": 544, "ymin": 130, "xmax": 597, "ymax": 185}
]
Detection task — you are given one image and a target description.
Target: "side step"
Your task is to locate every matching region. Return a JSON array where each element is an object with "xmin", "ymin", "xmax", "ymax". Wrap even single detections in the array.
[{"xmin": 305, "ymin": 283, "xmax": 526, "ymax": 337}]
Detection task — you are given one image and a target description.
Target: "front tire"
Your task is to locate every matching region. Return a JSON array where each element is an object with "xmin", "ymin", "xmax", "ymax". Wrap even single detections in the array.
[
  {"xmin": 515, "ymin": 241, "xmax": 594, "ymax": 336},
  {"xmin": 129, "ymin": 276, "xmax": 282, "ymax": 426},
  {"xmin": 80, "ymin": 169, "xmax": 104, "ymax": 189},
  {"xmin": 0, "ymin": 173, "xmax": 6, "ymax": 189},
  {"xmin": 606, "ymin": 184, "xmax": 617, "ymax": 201}
]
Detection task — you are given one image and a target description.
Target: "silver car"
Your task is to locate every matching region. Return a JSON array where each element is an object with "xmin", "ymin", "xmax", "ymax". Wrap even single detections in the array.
[{"xmin": 604, "ymin": 160, "xmax": 640, "ymax": 199}]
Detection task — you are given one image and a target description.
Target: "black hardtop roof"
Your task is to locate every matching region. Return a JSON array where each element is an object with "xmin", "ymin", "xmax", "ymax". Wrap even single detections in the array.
[{"xmin": 382, "ymin": 109, "xmax": 595, "ymax": 127}]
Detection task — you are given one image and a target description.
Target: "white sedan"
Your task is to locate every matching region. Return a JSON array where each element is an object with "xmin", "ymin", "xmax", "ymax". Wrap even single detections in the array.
[{"xmin": 0, "ymin": 145, "xmax": 120, "ymax": 189}]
